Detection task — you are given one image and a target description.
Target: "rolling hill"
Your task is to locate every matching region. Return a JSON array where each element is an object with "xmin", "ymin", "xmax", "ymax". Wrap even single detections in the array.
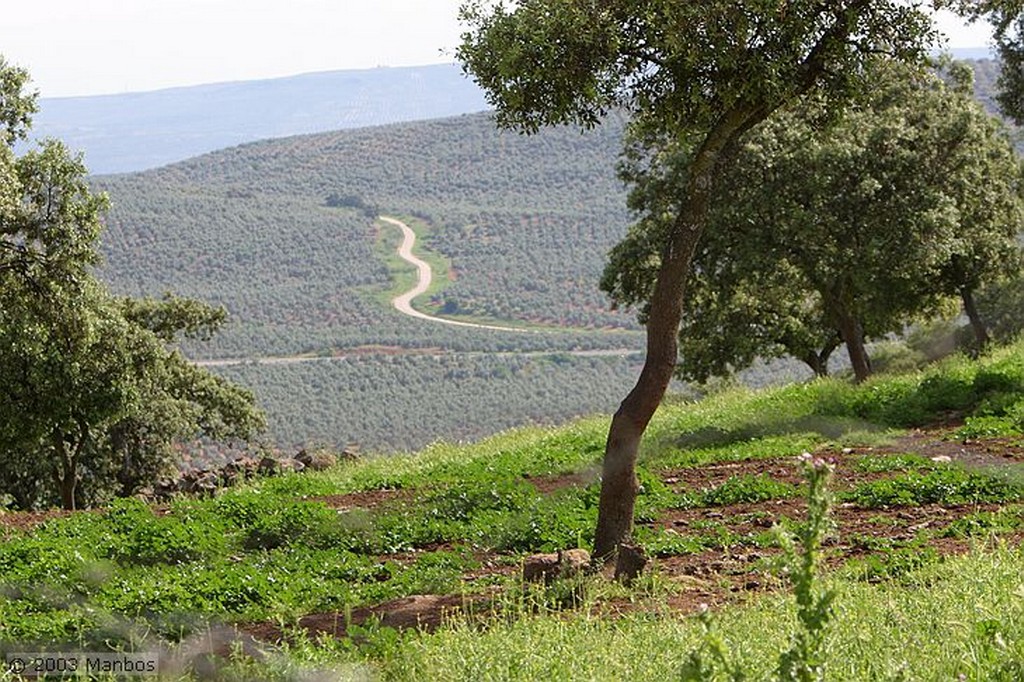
[
  {"xmin": 90, "ymin": 110, "xmax": 663, "ymax": 450},
  {"xmin": 86, "ymin": 57, "xmax": 1010, "ymax": 452},
  {"xmin": 27, "ymin": 64, "xmax": 489, "ymax": 174}
]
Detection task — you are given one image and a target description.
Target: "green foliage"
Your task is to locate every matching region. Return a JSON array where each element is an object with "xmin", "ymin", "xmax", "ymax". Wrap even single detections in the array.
[
  {"xmin": 843, "ymin": 540, "xmax": 941, "ymax": 583},
  {"xmin": 853, "ymin": 453, "xmax": 935, "ymax": 474},
  {"xmin": 0, "ymin": 61, "xmax": 264, "ymax": 510},
  {"xmin": 697, "ymin": 475, "xmax": 799, "ymax": 508},
  {"xmin": 774, "ymin": 458, "xmax": 836, "ymax": 682},
  {"xmin": 608, "ymin": 59, "xmax": 1024, "ymax": 384},
  {"xmin": 812, "ymin": 349, "xmax": 1024, "ymax": 427},
  {"xmin": 976, "ymin": 273, "xmax": 1024, "ymax": 342},
  {"xmin": 842, "ymin": 466, "xmax": 1024, "ymax": 508},
  {"xmin": 943, "ymin": 506, "xmax": 1024, "ymax": 539},
  {"xmin": 101, "ymin": 498, "xmax": 221, "ymax": 566}
]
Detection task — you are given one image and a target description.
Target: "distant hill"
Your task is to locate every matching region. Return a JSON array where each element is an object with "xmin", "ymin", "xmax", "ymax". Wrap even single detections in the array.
[
  {"xmin": 85, "ymin": 57, "xmax": 1013, "ymax": 451},
  {"xmin": 27, "ymin": 64, "xmax": 489, "ymax": 174},
  {"xmin": 91, "ymin": 111, "xmax": 658, "ymax": 449}
]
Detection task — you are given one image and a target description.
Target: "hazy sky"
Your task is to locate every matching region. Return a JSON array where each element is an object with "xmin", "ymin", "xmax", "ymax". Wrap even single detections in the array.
[{"xmin": 4, "ymin": 2, "xmax": 995, "ymax": 98}]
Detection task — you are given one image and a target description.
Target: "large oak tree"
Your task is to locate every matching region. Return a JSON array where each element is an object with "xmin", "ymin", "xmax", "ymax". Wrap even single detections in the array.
[
  {"xmin": 458, "ymin": 1, "xmax": 938, "ymax": 561},
  {"xmin": 607, "ymin": 60, "xmax": 1024, "ymax": 384}
]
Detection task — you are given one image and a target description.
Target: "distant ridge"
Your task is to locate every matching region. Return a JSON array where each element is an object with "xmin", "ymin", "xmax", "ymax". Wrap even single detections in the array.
[
  {"xmin": 27, "ymin": 63, "xmax": 490, "ymax": 174},
  {"xmin": 949, "ymin": 47, "xmax": 995, "ymax": 60}
]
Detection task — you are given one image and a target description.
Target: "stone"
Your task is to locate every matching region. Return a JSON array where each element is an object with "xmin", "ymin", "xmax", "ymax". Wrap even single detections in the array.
[
  {"xmin": 614, "ymin": 543, "xmax": 648, "ymax": 585},
  {"xmin": 523, "ymin": 549, "xmax": 592, "ymax": 583},
  {"xmin": 559, "ymin": 548, "xmax": 591, "ymax": 578},
  {"xmin": 257, "ymin": 456, "xmax": 281, "ymax": 476},
  {"xmin": 522, "ymin": 552, "xmax": 560, "ymax": 583},
  {"xmin": 295, "ymin": 449, "xmax": 337, "ymax": 471}
]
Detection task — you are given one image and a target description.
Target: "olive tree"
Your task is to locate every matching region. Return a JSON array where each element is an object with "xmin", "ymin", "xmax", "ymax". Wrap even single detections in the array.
[{"xmin": 458, "ymin": 1, "xmax": 938, "ymax": 560}]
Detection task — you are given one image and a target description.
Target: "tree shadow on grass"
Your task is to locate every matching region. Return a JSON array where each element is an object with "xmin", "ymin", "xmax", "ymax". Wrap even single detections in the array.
[{"xmin": 671, "ymin": 414, "xmax": 884, "ymax": 451}]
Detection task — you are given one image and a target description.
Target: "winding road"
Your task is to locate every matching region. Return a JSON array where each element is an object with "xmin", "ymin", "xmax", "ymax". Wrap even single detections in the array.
[
  {"xmin": 192, "ymin": 217, "xmax": 643, "ymax": 367},
  {"xmin": 382, "ymin": 215, "xmax": 536, "ymax": 333}
]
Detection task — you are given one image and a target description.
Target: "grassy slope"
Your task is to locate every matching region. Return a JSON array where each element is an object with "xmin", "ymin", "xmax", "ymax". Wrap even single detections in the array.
[{"xmin": 3, "ymin": 341, "xmax": 1024, "ymax": 679}]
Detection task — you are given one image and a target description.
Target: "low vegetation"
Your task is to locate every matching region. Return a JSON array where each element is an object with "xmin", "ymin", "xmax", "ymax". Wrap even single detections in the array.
[{"xmin": 2, "ymin": 341, "xmax": 1024, "ymax": 679}]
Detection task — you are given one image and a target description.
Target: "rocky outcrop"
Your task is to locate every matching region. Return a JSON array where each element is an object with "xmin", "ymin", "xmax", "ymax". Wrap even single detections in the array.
[
  {"xmin": 143, "ymin": 445, "xmax": 360, "ymax": 501},
  {"xmin": 522, "ymin": 548, "xmax": 592, "ymax": 583}
]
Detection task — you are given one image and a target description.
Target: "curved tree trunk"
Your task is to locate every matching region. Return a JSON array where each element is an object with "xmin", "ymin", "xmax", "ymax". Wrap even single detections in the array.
[
  {"xmin": 592, "ymin": 112, "xmax": 755, "ymax": 561},
  {"xmin": 960, "ymin": 286, "xmax": 990, "ymax": 353}
]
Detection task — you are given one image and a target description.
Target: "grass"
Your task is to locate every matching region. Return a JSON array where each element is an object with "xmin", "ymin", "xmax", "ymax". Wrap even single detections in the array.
[
  {"xmin": 340, "ymin": 544, "xmax": 1024, "ymax": 682},
  {"xmin": 4, "ymin": 341, "xmax": 1024, "ymax": 678}
]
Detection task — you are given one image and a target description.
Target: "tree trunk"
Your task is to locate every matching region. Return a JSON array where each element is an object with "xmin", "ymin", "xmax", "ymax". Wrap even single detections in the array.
[
  {"xmin": 960, "ymin": 286, "xmax": 990, "ymax": 352},
  {"xmin": 52, "ymin": 424, "xmax": 85, "ymax": 511},
  {"xmin": 592, "ymin": 114, "xmax": 752, "ymax": 561},
  {"xmin": 802, "ymin": 336, "xmax": 842, "ymax": 378},
  {"xmin": 835, "ymin": 313, "xmax": 871, "ymax": 383},
  {"xmin": 802, "ymin": 352, "xmax": 828, "ymax": 378}
]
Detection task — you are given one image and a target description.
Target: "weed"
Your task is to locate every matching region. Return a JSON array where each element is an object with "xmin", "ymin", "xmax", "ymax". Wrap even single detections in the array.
[
  {"xmin": 844, "ymin": 542, "xmax": 941, "ymax": 583},
  {"xmin": 842, "ymin": 467, "xmax": 1024, "ymax": 508},
  {"xmin": 853, "ymin": 453, "xmax": 935, "ymax": 474},
  {"xmin": 681, "ymin": 455, "xmax": 836, "ymax": 682},
  {"xmin": 700, "ymin": 474, "xmax": 799, "ymax": 507},
  {"xmin": 943, "ymin": 507, "xmax": 1024, "ymax": 539}
]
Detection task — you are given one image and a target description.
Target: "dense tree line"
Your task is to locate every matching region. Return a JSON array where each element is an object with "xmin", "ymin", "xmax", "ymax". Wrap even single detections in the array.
[{"xmin": 213, "ymin": 353, "xmax": 655, "ymax": 451}]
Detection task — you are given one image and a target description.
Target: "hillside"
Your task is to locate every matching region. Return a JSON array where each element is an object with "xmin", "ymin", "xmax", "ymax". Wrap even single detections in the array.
[
  {"xmin": 86, "ymin": 57, "xmax": 1013, "ymax": 451},
  {"xmin": 3, "ymin": 343, "xmax": 1024, "ymax": 679},
  {"xmin": 92, "ymin": 110, "xmax": 659, "ymax": 449},
  {"xmin": 28, "ymin": 64, "xmax": 489, "ymax": 174}
]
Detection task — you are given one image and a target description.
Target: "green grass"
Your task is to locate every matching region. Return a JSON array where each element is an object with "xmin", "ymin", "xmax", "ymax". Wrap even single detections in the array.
[
  {"xmin": 262, "ymin": 545, "xmax": 1024, "ymax": 682},
  {"xmin": 370, "ymin": 215, "xmax": 452, "ymax": 309},
  {"xmin": 5, "ymin": 340, "xmax": 1024, "ymax": 677},
  {"xmin": 842, "ymin": 467, "xmax": 1024, "ymax": 508}
]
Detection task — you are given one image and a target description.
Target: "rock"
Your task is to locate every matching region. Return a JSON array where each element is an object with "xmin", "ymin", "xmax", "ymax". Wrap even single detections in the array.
[
  {"xmin": 133, "ymin": 487, "xmax": 155, "ymax": 501},
  {"xmin": 225, "ymin": 456, "xmax": 259, "ymax": 478},
  {"xmin": 194, "ymin": 472, "xmax": 220, "ymax": 497},
  {"xmin": 258, "ymin": 456, "xmax": 281, "ymax": 476},
  {"xmin": 559, "ymin": 548, "xmax": 591, "ymax": 577},
  {"xmin": 931, "ymin": 455, "xmax": 953, "ymax": 463},
  {"xmin": 295, "ymin": 449, "xmax": 337, "ymax": 471},
  {"xmin": 523, "ymin": 552, "xmax": 560, "ymax": 583},
  {"xmin": 523, "ymin": 549, "xmax": 592, "ymax": 583},
  {"xmin": 614, "ymin": 543, "xmax": 648, "ymax": 585},
  {"xmin": 278, "ymin": 458, "xmax": 306, "ymax": 474}
]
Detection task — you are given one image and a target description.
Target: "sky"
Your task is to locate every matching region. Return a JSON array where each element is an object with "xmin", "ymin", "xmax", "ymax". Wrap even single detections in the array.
[{"xmin": 3, "ymin": 2, "xmax": 997, "ymax": 98}]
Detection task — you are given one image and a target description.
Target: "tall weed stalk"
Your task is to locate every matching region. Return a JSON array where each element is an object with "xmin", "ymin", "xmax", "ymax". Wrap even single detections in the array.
[{"xmin": 681, "ymin": 454, "xmax": 836, "ymax": 682}]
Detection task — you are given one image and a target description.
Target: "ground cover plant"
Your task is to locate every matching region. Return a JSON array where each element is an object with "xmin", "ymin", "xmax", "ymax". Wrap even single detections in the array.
[{"xmin": 2, "ymin": 341, "xmax": 1024, "ymax": 679}]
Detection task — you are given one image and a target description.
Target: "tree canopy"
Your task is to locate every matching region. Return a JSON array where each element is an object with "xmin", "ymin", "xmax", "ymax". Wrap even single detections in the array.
[
  {"xmin": 459, "ymin": 1, "xmax": 940, "ymax": 560},
  {"xmin": 606, "ymin": 59, "xmax": 1024, "ymax": 383},
  {"xmin": 0, "ymin": 58, "xmax": 264, "ymax": 510}
]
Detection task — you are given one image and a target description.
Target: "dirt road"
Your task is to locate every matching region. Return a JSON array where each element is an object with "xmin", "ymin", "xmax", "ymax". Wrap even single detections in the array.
[{"xmin": 381, "ymin": 215, "xmax": 537, "ymax": 333}]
